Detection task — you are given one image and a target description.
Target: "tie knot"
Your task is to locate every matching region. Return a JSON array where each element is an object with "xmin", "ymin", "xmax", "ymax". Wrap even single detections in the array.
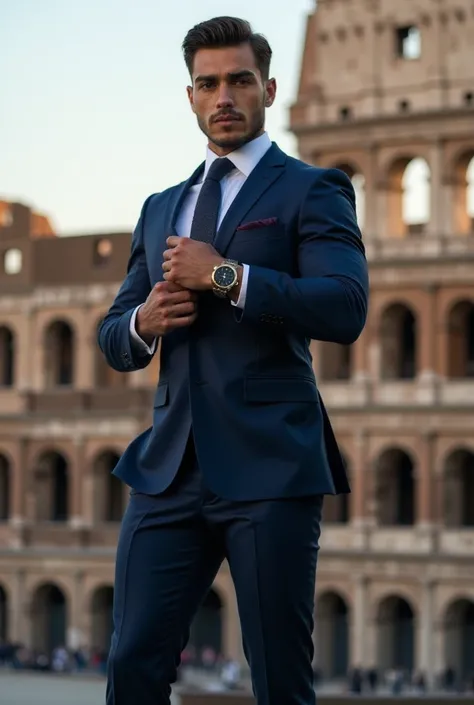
[{"xmin": 206, "ymin": 157, "xmax": 234, "ymax": 183}]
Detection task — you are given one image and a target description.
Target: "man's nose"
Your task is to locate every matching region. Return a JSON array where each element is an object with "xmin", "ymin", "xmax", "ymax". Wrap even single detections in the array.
[{"xmin": 216, "ymin": 84, "xmax": 234, "ymax": 108}]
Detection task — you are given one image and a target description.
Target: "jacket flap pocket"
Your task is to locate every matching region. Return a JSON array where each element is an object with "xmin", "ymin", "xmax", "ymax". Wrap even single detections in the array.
[
  {"xmin": 244, "ymin": 377, "xmax": 318, "ymax": 403},
  {"xmin": 153, "ymin": 383, "xmax": 169, "ymax": 408}
]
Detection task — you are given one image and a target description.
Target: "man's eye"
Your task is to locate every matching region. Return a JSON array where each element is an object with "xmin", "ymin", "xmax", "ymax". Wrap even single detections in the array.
[{"xmin": 201, "ymin": 82, "xmax": 214, "ymax": 90}]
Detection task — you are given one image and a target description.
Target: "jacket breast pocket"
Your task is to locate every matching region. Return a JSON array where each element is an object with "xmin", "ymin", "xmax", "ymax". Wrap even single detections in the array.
[
  {"xmin": 154, "ymin": 382, "xmax": 169, "ymax": 408},
  {"xmin": 244, "ymin": 377, "xmax": 319, "ymax": 403}
]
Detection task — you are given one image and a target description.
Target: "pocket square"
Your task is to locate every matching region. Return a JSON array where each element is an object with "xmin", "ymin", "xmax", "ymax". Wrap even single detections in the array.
[{"xmin": 236, "ymin": 217, "xmax": 278, "ymax": 231}]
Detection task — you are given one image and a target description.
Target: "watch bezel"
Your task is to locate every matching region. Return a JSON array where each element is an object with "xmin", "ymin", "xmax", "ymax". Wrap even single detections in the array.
[{"xmin": 211, "ymin": 260, "xmax": 239, "ymax": 297}]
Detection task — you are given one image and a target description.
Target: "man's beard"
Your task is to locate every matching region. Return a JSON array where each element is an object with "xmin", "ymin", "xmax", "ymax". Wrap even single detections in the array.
[{"xmin": 198, "ymin": 109, "xmax": 265, "ymax": 152}]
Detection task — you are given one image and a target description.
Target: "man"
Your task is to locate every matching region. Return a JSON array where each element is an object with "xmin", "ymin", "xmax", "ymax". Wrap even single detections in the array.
[{"xmin": 98, "ymin": 16, "xmax": 369, "ymax": 705}]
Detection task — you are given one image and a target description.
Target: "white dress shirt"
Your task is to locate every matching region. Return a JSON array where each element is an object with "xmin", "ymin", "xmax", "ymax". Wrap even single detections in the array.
[{"xmin": 130, "ymin": 131, "xmax": 272, "ymax": 354}]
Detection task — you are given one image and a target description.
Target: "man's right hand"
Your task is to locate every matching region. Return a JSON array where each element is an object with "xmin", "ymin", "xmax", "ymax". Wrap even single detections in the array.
[{"xmin": 136, "ymin": 281, "xmax": 197, "ymax": 344}]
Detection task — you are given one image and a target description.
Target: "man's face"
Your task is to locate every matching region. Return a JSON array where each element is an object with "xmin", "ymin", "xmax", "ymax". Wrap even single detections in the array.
[{"xmin": 187, "ymin": 43, "xmax": 276, "ymax": 155}]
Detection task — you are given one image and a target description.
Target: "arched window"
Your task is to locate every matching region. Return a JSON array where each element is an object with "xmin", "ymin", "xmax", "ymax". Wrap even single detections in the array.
[
  {"xmin": 453, "ymin": 152, "xmax": 474, "ymax": 234},
  {"xmin": 0, "ymin": 326, "xmax": 14, "ymax": 386},
  {"xmin": 91, "ymin": 586, "xmax": 114, "ymax": 653},
  {"xmin": 377, "ymin": 596, "xmax": 415, "ymax": 672},
  {"xmin": 444, "ymin": 599, "xmax": 474, "ymax": 681},
  {"xmin": 92, "ymin": 451, "xmax": 123, "ymax": 523},
  {"xmin": 447, "ymin": 301, "xmax": 474, "ymax": 378},
  {"xmin": 387, "ymin": 157, "xmax": 431, "ymax": 237},
  {"xmin": 374, "ymin": 449, "xmax": 415, "ymax": 526},
  {"xmin": 31, "ymin": 583, "xmax": 67, "ymax": 655},
  {"xmin": 0, "ymin": 585, "xmax": 7, "ymax": 641},
  {"xmin": 0, "ymin": 454, "xmax": 10, "ymax": 521},
  {"xmin": 315, "ymin": 592, "xmax": 349, "ymax": 678},
  {"xmin": 34, "ymin": 451, "xmax": 69, "ymax": 522},
  {"xmin": 380, "ymin": 304, "xmax": 417, "ymax": 379},
  {"xmin": 44, "ymin": 321, "xmax": 74, "ymax": 387},
  {"xmin": 443, "ymin": 450, "xmax": 474, "ymax": 527}
]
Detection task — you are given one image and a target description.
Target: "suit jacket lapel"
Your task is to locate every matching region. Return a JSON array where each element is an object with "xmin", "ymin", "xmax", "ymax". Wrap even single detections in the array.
[
  {"xmin": 166, "ymin": 162, "xmax": 205, "ymax": 235},
  {"xmin": 213, "ymin": 143, "xmax": 287, "ymax": 255}
]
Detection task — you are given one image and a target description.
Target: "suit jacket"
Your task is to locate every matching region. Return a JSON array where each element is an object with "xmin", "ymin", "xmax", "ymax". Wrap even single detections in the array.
[{"xmin": 98, "ymin": 143, "xmax": 369, "ymax": 500}]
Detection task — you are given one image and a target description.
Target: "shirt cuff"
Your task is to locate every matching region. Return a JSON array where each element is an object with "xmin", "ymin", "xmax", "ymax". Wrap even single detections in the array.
[
  {"xmin": 129, "ymin": 305, "xmax": 157, "ymax": 355},
  {"xmin": 231, "ymin": 264, "xmax": 249, "ymax": 309}
]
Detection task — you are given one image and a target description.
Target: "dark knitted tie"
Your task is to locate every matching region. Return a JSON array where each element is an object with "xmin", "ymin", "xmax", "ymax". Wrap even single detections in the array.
[{"xmin": 190, "ymin": 157, "xmax": 235, "ymax": 244}]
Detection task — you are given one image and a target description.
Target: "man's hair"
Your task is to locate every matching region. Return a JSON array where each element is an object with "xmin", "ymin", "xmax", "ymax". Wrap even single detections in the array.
[{"xmin": 182, "ymin": 16, "xmax": 272, "ymax": 80}]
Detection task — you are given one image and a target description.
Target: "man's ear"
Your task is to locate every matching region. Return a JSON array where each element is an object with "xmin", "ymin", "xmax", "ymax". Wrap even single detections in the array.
[{"xmin": 265, "ymin": 78, "xmax": 277, "ymax": 108}]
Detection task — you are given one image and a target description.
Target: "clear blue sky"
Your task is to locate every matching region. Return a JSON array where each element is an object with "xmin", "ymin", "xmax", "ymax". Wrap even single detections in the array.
[{"xmin": 1, "ymin": 0, "xmax": 313, "ymax": 235}]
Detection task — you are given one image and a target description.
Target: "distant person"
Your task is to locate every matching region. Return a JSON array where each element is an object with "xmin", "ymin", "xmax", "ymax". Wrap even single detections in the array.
[{"xmin": 99, "ymin": 14, "xmax": 368, "ymax": 705}]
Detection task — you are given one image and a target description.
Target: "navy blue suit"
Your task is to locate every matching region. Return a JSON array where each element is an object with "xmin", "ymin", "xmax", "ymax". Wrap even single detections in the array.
[{"xmin": 98, "ymin": 143, "xmax": 369, "ymax": 704}]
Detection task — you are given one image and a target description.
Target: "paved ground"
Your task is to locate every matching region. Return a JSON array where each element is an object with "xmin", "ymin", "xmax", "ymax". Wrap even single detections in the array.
[{"xmin": 0, "ymin": 671, "xmax": 181, "ymax": 705}]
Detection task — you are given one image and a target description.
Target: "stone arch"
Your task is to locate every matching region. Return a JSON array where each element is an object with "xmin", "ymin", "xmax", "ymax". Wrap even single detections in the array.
[
  {"xmin": 443, "ymin": 598, "xmax": 474, "ymax": 682},
  {"xmin": 322, "ymin": 451, "xmax": 351, "ymax": 523},
  {"xmin": 315, "ymin": 591, "xmax": 350, "ymax": 679},
  {"xmin": 90, "ymin": 585, "xmax": 114, "ymax": 654},
  {"xmin": 443, "ymin": 449, "xmax": 474, "ymax": 527},
  {"xmin": 452, "ymin": 150, "xmax": 474, "ymax": 234},
  {"xmin": 373, "ymin": 448, "xmax": 416, "ymax": 525},
  {"xmin": 30, "ymin": 582, "xmax": 68, "ymax": 654},
  {"xmin": 44, "ymin": 319, "xmax": 75, "ymax": 387},
  {"xmin": 33, "ymin": 450, "xmax": 70, "ymax": 522},
  {"xmin": 330, "ymin": 162, "xmax": 366, "ymax": 229},
  {"xmin": 0, "ymin": 452, "xmax": 10, "ymax": 521},
  {"xmin": 380, "ymin": 302, "xmax": 417, "ymax": 379},
  {"xmin": 376, "ymin": 595, "xmax": 416, "ymax": 672},
  {"xmin": 189, "ymin": 586, "xmax": 223, "ymax": 662},
  {"xmin": 91, "ymin": 450, "xmax": 123, "ymax": 523},
  {"xmin": 0, "ymin": 583, "xmax": 8, "ymax": 641},
  {"xmin": 446, "ymin": 299, "xmax": 474, "ymax": 378},
  {"xmin": 0, "ymin": 325, "xmax": 15, "ymax": 386},
  {"xmin": 94, "ymin": 315, "xmax": 127, "ymax": 388},
  {"xmin": 384, "ymin": 155, "xmax": 431, "ymax": 237}
]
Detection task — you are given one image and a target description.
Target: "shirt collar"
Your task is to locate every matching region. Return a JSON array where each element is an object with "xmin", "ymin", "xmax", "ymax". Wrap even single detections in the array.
[{"xmin": 203, "ymin": 132, "xmax": 272, "ymax": 180}]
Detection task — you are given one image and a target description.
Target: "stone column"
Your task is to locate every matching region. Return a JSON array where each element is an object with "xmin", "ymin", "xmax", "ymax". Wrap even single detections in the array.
[
  {"xmin": 76, "ymin": 310, "xmax": 94, "ymax": 390},
  {"xmin": 10, "ymin": 570, "xmax": 28, "ymax": 644},
  {"xmin": 418, "ymin": 580, "xmax": 435, "ymax": 685},
  {"xmin": 69, "ymin": 436, "xmax": 85, "ymax": 528},
  {"xmin": 351, "ymin": 429, "xmax": 369, "ymax": 526},
  {"xmin": 351, "ymin": 575, "xmax": 368, "ymax": 667},
  {"xmin": 361, "ymin": 145, "xmax": 378, "ymax": 240},
  {"xmin": 10, "ymin": 438, "xmax": 27, "ymax": 528},
  {"xmin": 67, "ymin": 570, "xmax": 87, "ymax": 650},
  {"xmin": 416, "ymin": 432, "xmax": 436, "ymax": 529},
  {"xmin": 427, "ymin": 140, "xmax": 445, "ymax": 237}
]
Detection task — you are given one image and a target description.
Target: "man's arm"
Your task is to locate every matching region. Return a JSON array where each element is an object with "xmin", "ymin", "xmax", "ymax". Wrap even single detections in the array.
[
  {"xmin": 98, "ymin": 195, "xmax": 156, "ymax": 372},
  {"xmin": 238, "ymin": 168, "xmax": 369, "ymax": 344}
]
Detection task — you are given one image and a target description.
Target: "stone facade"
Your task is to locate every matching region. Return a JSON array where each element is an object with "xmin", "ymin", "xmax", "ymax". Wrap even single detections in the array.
[{"xmin": 1, "ymin": 0, "xmax": 474, "ymax": 687}]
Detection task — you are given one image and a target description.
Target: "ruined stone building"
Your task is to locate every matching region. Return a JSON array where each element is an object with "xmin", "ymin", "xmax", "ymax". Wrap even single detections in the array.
[{"xmin": 1, "ymin": 0, "xmax": 474, "ymax": 685}]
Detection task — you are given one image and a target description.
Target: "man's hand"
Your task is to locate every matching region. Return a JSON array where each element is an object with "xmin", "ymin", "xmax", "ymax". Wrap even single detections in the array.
[
  {"xmin": 162, "ymin": 236, "xmax": 222, "ymax": 290},
  {"xmin": 136, "ymin": 281, "xmax": 198, "ymax": 343}
]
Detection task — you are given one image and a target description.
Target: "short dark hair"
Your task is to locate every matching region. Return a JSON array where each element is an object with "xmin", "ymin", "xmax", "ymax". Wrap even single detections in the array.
[{"xmin": 182, "ymin": 16, "xmax": 272, "ymax": 80}]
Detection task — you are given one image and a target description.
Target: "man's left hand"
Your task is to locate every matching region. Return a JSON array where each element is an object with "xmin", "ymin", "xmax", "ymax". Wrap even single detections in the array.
[{"xmin": 162, "ymin": 237, "xmax": 222, "ymax": 290}]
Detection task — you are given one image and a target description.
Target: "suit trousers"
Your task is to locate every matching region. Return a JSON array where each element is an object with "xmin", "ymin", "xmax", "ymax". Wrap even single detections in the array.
[{"xmin": 105, "ymin": 435, "xmax": 324, "ymax": 705}]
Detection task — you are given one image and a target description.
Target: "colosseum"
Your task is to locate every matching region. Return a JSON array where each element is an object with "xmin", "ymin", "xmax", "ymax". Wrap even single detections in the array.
[{"xmin": 1, "ymin": 0, "xmax": 474, "ymax": 688}]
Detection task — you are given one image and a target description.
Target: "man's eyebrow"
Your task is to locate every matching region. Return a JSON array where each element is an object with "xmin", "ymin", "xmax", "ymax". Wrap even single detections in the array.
[{"xmin": 194, "ymin": 70, "xmax": 257, "ymax": 83}]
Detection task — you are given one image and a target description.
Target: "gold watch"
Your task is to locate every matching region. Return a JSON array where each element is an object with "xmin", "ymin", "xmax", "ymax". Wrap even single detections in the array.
[{"xmin": 211, "ymin": 259, "xmax": 240, "ymax": 298}]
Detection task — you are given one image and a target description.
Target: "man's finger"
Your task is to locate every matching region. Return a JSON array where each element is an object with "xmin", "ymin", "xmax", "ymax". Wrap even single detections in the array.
[{"xmin": 166, "ymin": 236, "xmax": 181, "ymax": 248}]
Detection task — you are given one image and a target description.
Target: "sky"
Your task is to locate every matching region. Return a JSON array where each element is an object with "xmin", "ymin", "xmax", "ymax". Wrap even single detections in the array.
[{"xmin": 1, "ymin": 0, "xmax": 314, "ymax": 235}]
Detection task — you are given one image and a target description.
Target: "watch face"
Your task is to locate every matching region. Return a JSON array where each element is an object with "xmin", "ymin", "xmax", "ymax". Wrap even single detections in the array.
[{"xmin": 214, "ymin": 265, "xmax": 236, "ymax": 288}]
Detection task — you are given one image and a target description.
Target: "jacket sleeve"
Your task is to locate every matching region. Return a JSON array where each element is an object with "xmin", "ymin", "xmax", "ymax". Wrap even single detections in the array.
[
  {"xmin": 97, "ymin": 195, "xmax": 156, "ymax": 372},
  {"xmin": 240, "ymin": 168, "xmax": 369, "ymax": 344}
]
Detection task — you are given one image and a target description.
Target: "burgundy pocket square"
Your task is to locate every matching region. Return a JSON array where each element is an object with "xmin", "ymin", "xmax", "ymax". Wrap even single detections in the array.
[{"xmin": 237, "ymin": 217, "xmax": 278, "ymax": 231}]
